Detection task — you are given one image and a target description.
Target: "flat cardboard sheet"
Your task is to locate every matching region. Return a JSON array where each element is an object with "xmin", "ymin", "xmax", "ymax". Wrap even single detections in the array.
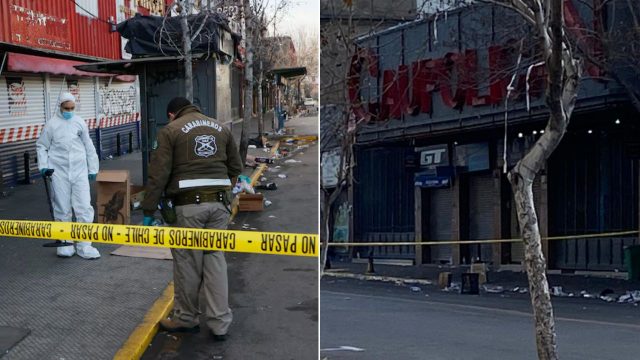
[{"xmin": 111, "ymin": 245, "xmax": 173, "ymax": 260}]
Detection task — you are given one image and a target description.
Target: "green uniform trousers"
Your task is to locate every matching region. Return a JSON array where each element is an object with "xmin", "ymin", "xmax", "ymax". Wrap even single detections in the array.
[{"xmin": 171, "ymin": 201, "xmax": 232, "ymax": 335}]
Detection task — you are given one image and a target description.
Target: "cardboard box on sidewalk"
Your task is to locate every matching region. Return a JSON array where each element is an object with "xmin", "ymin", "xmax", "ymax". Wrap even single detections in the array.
[
  {"xmin": 96, "ymin": 170, "xmax": 130, "ymax": 224},
  {"xmin": 130, "ymin": 185, "xmax": 145, "ymax": 210},
  {"xmin": 238, "ymin": 193, "xmax": 264, "ymax": 212}
]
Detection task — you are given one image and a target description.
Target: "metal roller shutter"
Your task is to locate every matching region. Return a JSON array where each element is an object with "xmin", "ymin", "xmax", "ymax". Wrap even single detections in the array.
[
  {"xmin": 48, "ymin": 76, "xmax": 99, "ymax": 150},
  {"xmin": 429, "ymin": 187, "xmax": 454, "ymax": 263},
  {"xmin": 468, "ymin": 174, "xmax": 495, "ymax": 263},
  {"xmin": 0, "ymin": 73, "xmax": 46, "ymax": 185},
  {"xmin": 99, "ymin": 122, "xmax": 140, "ymax": 158}
]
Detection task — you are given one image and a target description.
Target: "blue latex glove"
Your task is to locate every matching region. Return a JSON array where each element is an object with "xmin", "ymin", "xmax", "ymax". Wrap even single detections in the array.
[
  {"xmin": 40, "ymin": 168, "xmax": 49, "ymax": 177},
  {"xmin": 143, "ymin": 216, "xmax": 155, "ymax": 226},
  {"xmin": 88, "ymin": 173, "xmax": 97, "ymax": 182}
]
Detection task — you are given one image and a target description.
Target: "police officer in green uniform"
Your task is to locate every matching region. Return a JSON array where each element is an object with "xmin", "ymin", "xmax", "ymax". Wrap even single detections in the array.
[{"xmin": 142, "ymin": 97, "xmax": 243, "ymax": 341}]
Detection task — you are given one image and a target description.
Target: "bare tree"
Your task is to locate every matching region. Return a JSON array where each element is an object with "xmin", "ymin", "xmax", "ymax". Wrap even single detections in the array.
[
  {"xmin": 292, "ymin": 27, "xmax": 320, "ymax": 99},
  {"xmin": 476, "ymin": 1, "xmax": 583, "ymax": 358},
  {"xmin": 250, "ymin": 0, "xmax": 292, "ymax": 142},
  {"xmin": 320, "ymin": 0, "xmax": 413, "ymax": 271}
]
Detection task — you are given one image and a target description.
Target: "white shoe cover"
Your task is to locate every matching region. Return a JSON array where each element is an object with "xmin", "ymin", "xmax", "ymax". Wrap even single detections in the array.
[
  {"xmin": 76, "ymin": 242, "xmax": 100, "ymax": 259},
  {"xmin": 56, "ymin": 242, "xmax": 75, "ymax": 257}
]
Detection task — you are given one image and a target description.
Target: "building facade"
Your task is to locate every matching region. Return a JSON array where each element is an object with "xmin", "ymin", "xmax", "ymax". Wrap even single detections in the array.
[
  {"xmin": 320, "ymin": 0, "xmax": 417, "ymax": 249},
  {"xmin": 0, "ymin": 0, "xmax": 153, "ymax": 186},
  {"xmin": 349, "ymin": 0, "xmax": 639, "ymax": 271}
]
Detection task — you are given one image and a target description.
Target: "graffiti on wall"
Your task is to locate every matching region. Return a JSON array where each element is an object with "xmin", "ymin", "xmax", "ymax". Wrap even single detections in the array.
[
  {"xmin": 5, "ymin": 77, "xmax": 27, "ymax": 117},
  {"xmin": 66, "ymin": 80, "xmax": 81, "ymax": 109},
  {"xmin": 99, "ymin": 85, "xmax": 137, "ymax": 117}
]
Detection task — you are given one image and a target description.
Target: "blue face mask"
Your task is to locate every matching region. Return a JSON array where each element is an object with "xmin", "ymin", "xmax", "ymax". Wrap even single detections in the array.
[{"xmin": 62, "ymin": 111, "xmax": 74, "ymax": 120}]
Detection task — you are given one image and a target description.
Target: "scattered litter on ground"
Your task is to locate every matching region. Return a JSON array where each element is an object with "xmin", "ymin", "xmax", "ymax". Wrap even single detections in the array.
[
  {"xmin": 264, "ymin": 200, "xmax": 272, "ymax": 207},
  {"xmin": 268, "ymin": 215, "xmax": 276, "ymax": 218},
  {"xmin": 551, "ymin": 286, "xmax": 574, "ymax": 297},
  {"xmin": 260, "ymin": 177, "xmax": 268, "ymax": 182},
  {"xmin": 322, "ymin": 272, "xmax": 432, "ymax": 285},
  {"xmin": 233, "ymin": 175, "xmax": 255, "ymax": 194},
  {"xmin": 321, "ymin": 346, "xmax": 365, "ymax": 352},
  {"xmin": 255, "ymin": 157, "xmax": 274, "ymax": 164},
  {"xmin": 284, "ymin": 159, "xmax": 301, "ymax": 163},
  {"xmin": 248, "ymin": 145, "xmax": 257, "ymax": 149},
  {"xmin": 275, "ymin": 165, "xmax": 281, "ymax": 169},
  {"xmin": 443, "ymin": 282, "xmax": 461, "ymax": 292},
  {"xmin": 581, "ymin": 290, "xmax": 597, "ymax": 299},
  {"xmin": 278, "ymin": 174, "xmax": 287, "ymax": 179},
  {"xmin": 242, "ymin": 224, "xmax": 250, "ymax": 229},
  {"xmin": 511, "ymin": 287, "xmax": 528, "ymax": 294},
  {"xmin": 255, "ymin": 182, "xmax": 277, "ymax": 190},
  {"xmin": 410, "ymin": 286, "xmax": 422, "ymax": 292},
  {"xmin": 617, "ymin": 290, "xmax": 640, "ymax": 304},
  {"xmin": 250, "ymin": 227, "xmax": 257, "ymax": 230},
  {"xmin": 600, "ymin": 295, "xmax": 617, "ymax": 302},
  {"xmin": 483, "ymin": 285, "xmax": 504, "ymax": 294},
  {"xmin": 403, "ymin": 279, "xmax": 422, "ymax": 285}
]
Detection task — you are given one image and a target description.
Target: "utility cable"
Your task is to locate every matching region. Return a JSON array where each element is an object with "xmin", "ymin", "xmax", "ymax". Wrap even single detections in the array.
[{"xmin": 68, "ymin": 0, "xmax": 112, "ymax": 25}]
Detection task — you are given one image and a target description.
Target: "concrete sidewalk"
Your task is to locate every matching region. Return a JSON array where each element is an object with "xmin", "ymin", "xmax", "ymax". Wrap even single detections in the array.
[
  {"xmin": 0, "ymin": 152, "xmax": 173, "ymax": 359},
  {"xmin": 142, "ymin": 114, "xmax": 319, "ymax": 359},
  {"xmin": 324, "ymin": 257, "xmax": 640, "ymax": 304},
  {"xmin": 0, "ymin": 111, "xmax": 313, "ymax": 359}
]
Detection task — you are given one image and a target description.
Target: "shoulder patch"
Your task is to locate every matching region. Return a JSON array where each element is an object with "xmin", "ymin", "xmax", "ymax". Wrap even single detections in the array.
[{"xmin": 194, "ymin": 135, "xmax": 217, "ymax": 157}]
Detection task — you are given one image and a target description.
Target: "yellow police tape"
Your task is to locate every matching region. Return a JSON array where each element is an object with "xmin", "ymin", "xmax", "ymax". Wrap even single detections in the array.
[
  {"xmin": 325, "ymin": 230, "xmax": 639, "ymax": 247},
  {"xmin": 0, "ymin": 220, "xmax": 318, "ymax": 257}
]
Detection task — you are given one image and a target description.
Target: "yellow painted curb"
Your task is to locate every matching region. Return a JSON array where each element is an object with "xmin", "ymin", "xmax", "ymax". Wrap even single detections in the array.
[
  {"xmin": 113, "ymin": 282, "xmax": 174, "ymax": 360},
  {"xmin": 114, "ymin": 140, "xmax": 281, "ymax": 359}
]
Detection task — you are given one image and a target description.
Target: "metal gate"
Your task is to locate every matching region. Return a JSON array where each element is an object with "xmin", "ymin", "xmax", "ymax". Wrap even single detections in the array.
[
  {"xmin": 354, "ymin": 146, "xmax": 415, "ymax": 259},
  {"xmin": 0, "ymin": 73, "xmax": 46, "ymax": 185},
  {"xmin": 98, "ymin": 121, "xmax": 140, "ymax": 159},
  {"xmin": 549, "ymin": 131, "xmax": 639, "ymax": 271},
  {"xmin": 468, "ymin": 174, "xmax": 495, "ymax": 263},
  {"xmin": 427, "ymin": 186, "xmax": 454, "ymax": 263}
]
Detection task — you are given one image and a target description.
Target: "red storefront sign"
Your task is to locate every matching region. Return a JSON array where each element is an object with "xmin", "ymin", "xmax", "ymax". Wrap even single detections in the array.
[{"xmin": 349, "ymin": 0, "xmax": 604, "ymax": 122}]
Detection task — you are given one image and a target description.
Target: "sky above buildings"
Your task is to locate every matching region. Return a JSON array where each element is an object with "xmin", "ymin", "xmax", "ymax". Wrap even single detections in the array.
[{"xmin": 272, "ymin": 0, "xmax": 319, "ymax": 36}]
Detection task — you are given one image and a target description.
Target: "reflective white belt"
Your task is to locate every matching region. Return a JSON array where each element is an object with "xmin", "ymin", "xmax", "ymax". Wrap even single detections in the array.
[{"xmin": 178, "ymin": 178, "xmax": 232, "ymax": 188}]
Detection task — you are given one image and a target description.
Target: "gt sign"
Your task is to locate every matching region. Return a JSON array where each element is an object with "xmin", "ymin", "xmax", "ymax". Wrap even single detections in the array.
[{"xmin": 418, "ymin": 145, "xmax": 448, "ymax": 167}]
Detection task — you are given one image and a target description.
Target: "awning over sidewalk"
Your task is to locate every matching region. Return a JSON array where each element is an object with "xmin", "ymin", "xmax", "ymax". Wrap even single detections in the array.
[
  {"xmin": 5, "ymin": 53, "xmax": 134, "ymax": 81},
  {"xmin": 74, "ymin": 55, "xmax": 202, "ymax": 75},
  {"xmin": 268, "ymin": 66, "xmax": 307, "ymax": 79}
]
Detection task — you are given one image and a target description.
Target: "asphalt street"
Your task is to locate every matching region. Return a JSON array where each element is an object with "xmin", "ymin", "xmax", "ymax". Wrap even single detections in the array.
[
  {"xmin": 143, "ymin": 114, "xmax": 319, "ymax": 359},
  {"xmin": 321, "ymin": 277, "xmax": 640, "ymax": 360}
]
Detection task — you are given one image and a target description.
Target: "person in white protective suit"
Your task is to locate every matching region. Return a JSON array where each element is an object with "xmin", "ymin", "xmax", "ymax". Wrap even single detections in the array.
[{"xmin": 36, "ymin": 92, "xmax": 101, "ymax": 259}]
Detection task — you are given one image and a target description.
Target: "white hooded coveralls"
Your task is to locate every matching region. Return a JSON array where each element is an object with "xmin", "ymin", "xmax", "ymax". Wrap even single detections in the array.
[{"xmin": 36, "ymin": 93, "xmax": 100, "ymax": 257}]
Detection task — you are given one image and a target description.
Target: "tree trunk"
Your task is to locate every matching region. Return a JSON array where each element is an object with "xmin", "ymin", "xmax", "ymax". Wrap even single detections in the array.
[
  {"xmin": 321, "ymin": 194, "xmax": 332, "ymax": 274},
  {"xmin": 257, "ymin": 61, "xmax": 265, "ymax": 145},
  {"xmin": 180, "ymin": 0, "xmax": 193, "ymax": 101},
  {"xmin": 509, "ymin": 175, "xmax": 558, "ymax": 360},
  {"xmin": 239, "ymin": 0, "xmax": 252, "ymax": 164},
  {"xmin": 508, "ymin": 45, "xmax": 581, "ymax": 360}
]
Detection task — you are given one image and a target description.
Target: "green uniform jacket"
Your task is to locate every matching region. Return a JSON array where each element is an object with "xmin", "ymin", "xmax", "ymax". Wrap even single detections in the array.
[{"xmin": 142, "ymin": 105, "xmax": 243, "ymax": 216}]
